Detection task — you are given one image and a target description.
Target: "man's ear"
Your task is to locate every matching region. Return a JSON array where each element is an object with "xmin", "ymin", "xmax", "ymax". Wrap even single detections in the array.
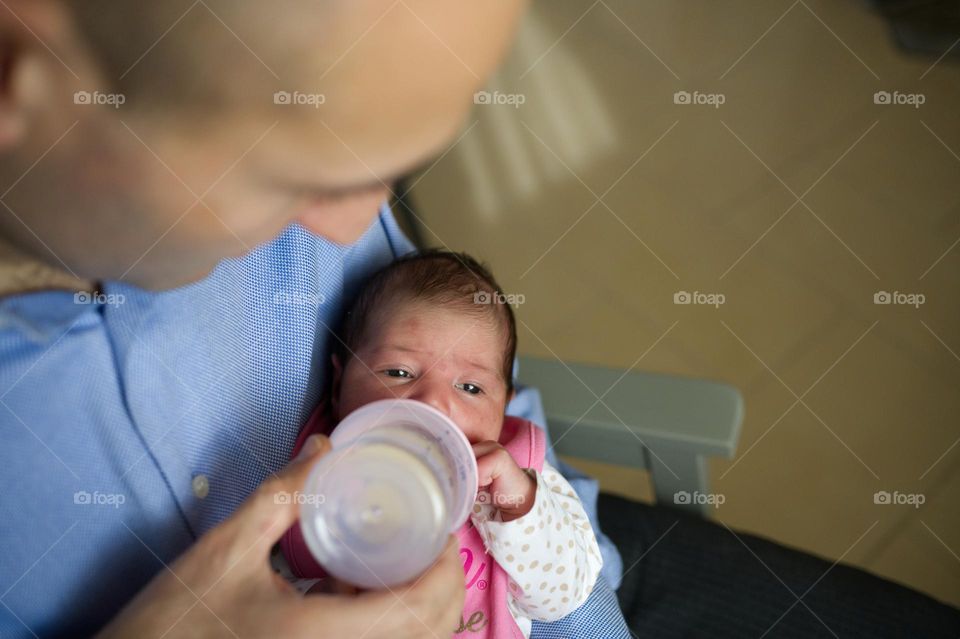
[
  {"xmin": 0, "ymin": 24, "xmax": 29, "ymax": 148},
  {"xmin": 0, "ymin": 1, "xmax": 91, "ymax": 150}
]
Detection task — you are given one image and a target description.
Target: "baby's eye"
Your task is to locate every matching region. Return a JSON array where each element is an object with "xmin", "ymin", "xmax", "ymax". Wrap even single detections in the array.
[
  {"xmin": 456, "ymin": 382, "xmax": 484, "ymax": 395},
  {"xmin": 384, "ymin": 369, "xmax": 413, "ymax": 378}
]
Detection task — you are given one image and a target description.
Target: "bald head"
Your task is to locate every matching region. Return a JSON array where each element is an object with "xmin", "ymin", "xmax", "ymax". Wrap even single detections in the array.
[{"xmin": 0, "ymin": 0, "xmax": 527, "ymax": 288}]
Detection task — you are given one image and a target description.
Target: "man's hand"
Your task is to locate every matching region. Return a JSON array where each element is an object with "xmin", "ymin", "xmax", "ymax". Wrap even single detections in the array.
[
  {"xmin": 97, "ymin": 435, "xmax": 465, "ymax": 639},
  {"xmin": 472, "ymin": 441, "xmax": 537, "ymax": 522}
]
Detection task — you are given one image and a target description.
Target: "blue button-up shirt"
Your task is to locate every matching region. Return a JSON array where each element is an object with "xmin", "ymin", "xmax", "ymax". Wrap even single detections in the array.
[{"xmin": 0, "ymin": 206, "xmax": 628, "ymax": 638}]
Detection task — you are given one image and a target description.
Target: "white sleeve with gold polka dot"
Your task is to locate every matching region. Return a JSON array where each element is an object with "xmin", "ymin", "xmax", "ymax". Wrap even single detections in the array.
[{"xmin": 471, "ymin": 460, "xmax": 603, "ymax": 630}]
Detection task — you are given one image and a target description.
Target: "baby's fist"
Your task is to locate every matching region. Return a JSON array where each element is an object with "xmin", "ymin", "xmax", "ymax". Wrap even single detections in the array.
[{"xmin": 472, "ymin": 441, "xmax": 536, "ymax": 521}]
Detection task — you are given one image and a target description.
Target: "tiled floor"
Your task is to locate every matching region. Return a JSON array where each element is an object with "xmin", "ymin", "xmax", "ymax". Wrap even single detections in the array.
[{"xmin": 408, "ymin": 0, "xmax": 960, "ymax": 609}]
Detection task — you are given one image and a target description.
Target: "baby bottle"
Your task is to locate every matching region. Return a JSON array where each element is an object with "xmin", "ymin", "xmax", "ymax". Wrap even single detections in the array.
[{"xmin": 299, "ymin": 399, "xmax": 478, "ymax": 589}]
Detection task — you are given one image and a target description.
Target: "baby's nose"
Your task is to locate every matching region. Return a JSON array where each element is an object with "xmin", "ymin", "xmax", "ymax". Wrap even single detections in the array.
[{"xmin": 405, "ymin": 381, "xmax": 451, "ymax": 418}]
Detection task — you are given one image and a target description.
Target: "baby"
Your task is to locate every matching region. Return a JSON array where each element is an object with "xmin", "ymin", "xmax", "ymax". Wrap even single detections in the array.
[{"xmin": 280, "ymin": 249, "xmax": 602, "ymax": 638}]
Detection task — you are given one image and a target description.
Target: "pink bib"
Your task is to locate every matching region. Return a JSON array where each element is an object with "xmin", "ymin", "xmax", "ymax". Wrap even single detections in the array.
[
  {"xmin": 281, "ymin": 404, "xmax": 546, "ymax": 638},
  {"xmin": 454, "ymin": 416, "xmax": 545, "ymax": 638}
]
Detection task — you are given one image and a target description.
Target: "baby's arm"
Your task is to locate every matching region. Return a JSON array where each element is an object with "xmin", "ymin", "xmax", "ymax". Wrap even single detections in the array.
[{"xmin": 472, "ymin": 461, "xmax": 603, "ymax": 622}]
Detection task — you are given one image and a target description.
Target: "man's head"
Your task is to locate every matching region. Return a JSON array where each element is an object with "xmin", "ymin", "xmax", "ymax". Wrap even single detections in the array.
[
  {"xmin": 330, "ymin": 250, "xmax": 517, "ymax": 444},
  {"xmin": 0, "ymin": 0, "xmax": 526, "ymax": 288}
]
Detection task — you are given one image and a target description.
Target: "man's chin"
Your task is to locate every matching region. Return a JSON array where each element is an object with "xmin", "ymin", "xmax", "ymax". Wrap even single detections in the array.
[{"xmin": 111, "ymin": 260, "xmax": 220, "ymax": 292}]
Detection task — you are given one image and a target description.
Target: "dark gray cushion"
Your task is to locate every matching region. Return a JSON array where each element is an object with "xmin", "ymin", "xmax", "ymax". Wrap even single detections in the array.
[{"xmin": 599, "ymin": 492, "xmax": 960, "ymax": 638}]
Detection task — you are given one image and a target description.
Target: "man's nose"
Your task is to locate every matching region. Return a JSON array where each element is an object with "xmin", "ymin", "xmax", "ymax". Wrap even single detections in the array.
[{"xmin": 404, "ymin": 377, "xmax": 452, "ymax": 418}]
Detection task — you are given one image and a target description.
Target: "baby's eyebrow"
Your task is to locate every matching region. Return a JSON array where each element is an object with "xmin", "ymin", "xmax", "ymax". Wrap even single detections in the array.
[{"xmin": 463, "ymin": 359, "xmax": 498, "ymax": 376}]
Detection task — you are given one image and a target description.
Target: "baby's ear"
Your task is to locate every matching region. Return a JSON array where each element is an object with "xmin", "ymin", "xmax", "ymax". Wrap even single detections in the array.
[
  {"xmin": 331, "ymin": 352, "xmax": 342, "ymax": 374},
  {"xmin": 329, "ymin": 354, "xmax": 343, "ymax": 413}
]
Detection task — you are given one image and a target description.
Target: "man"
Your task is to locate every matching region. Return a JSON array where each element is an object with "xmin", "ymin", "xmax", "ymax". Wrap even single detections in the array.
[{"xmin": 0, "ymin": 2, "xmax": 630, "ymax": 637}]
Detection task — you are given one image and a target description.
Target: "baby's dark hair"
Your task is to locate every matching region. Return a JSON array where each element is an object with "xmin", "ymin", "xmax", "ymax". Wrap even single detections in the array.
[{"xmin": 333, "ymin": 249, "xmax": 517, "ymax": 395}]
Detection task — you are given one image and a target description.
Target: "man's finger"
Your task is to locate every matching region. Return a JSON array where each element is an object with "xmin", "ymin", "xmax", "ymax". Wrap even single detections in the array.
[{"xmin": 302, "ymin": 536, "xmax": 465, "ymax": 638}]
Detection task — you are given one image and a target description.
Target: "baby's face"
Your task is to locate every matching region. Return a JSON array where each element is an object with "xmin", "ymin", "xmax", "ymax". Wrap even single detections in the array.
[{"xmin": 334, "ymin": 300, "xmax": 511, "ymax": 444}]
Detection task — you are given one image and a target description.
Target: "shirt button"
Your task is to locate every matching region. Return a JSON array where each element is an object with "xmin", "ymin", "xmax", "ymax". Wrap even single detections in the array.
[{"xmin": 192, "ymin": 474, "xmax": 210, "ymax": 499}]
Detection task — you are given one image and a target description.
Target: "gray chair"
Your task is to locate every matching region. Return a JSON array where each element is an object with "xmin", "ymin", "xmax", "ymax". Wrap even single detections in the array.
[{"xmin": 517, "ymin": 355, "xmax": 743, "ymax": 517}]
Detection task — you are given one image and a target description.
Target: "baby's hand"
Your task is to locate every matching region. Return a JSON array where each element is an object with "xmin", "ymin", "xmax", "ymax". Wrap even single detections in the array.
[{"xmin": 472, "ymin": 441, "xmax": 536, "ymax": 522}]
